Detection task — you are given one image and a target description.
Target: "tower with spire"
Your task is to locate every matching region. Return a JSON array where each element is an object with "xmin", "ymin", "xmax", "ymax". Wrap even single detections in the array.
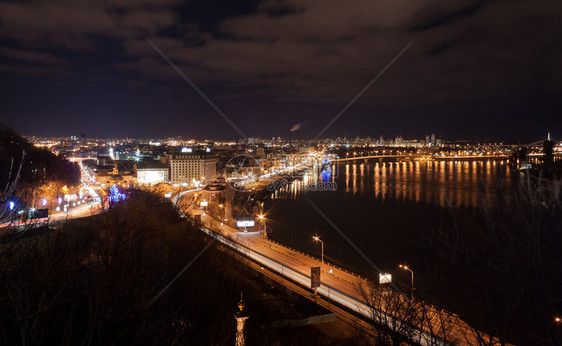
[{"xmin": 235, "ymin": 293, "xmax": 249, "ymax": 346}]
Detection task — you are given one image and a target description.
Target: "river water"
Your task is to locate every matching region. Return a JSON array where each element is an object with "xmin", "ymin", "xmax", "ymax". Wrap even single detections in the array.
[{"xmin": 264, "ymin": 159, "xmax": 514, "ymax": 281}]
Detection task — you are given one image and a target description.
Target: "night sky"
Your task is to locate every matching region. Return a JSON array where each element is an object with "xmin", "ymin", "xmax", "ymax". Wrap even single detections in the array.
[{"xmin": 1, "ymin": 0, "xmax": 561, "ymax": 142}]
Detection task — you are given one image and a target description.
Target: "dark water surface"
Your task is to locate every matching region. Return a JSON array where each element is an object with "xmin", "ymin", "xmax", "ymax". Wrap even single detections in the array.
[{"xmin": 265, "ymin": 160, "xmax": 513, "ymax": 282}]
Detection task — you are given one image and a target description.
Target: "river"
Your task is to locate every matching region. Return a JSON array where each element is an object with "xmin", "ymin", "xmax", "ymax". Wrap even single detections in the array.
[{"xmin": 264, "ymin": 159, "xmax": 514, "ymax": 281}]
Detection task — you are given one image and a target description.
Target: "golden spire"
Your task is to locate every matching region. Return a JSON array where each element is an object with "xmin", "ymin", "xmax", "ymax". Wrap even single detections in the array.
[{"xmin": 237, "ymin": 292, "xmax": 245, "ymax": 312}]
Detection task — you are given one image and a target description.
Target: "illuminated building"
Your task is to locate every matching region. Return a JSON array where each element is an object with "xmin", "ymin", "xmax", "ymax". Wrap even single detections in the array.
[
  {"xmin": 94, "ymin": 162, "xmax": 136, "ymax": 186},
  {"xmin": 136, "ymin": 161, "xmax": 170, "ymax": 184},
  {"xmin": 169, "ymin": 151, "xmax": 217, "ymax": 184}
]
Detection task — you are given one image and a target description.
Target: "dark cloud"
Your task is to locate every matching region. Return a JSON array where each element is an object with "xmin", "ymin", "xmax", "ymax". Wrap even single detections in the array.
[
  {"xmin": 409, "ymin": 0, "xmax": 487, "ymax": 31},
  {"xmin": 0, "ymin": 0, "xmax": 561, "ymax": 141},
  {"xmin": 425, "ymin": 39, "xmax": 463, "ymax": 55},
  {"xmin": 0, "ymin": 47, "xmax": 66, "ymax": 65}
]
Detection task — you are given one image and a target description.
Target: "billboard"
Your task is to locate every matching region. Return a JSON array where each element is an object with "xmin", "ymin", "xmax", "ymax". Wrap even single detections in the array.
[
  {"xmin": 379, "ymin": 273, "xmax": 392, "ymax": 284},
  {"xmin": 28, "ymin": 208, "xmax": 49, "ymax": 219},
  {"xmin": 311, "ymin": 266, "xmax": 321, "ymax": 288},
  {"xmin": 237, "ymin": 220, "xmax": 255, "ymax": 228},
  {"xmin": 138, "ymin": 170, "xmax": 166, "ymax": 184}
]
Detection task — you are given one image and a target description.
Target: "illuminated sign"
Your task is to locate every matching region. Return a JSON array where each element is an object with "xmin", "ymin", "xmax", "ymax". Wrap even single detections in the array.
[
  {"xmin": 164, "ymin": 192, "xmax": 172, "ymax": 198},
  {"xmin": 200, "ymin": 201, "xmax": 208, "ymax": 207},
  {"xmin": 138, "ymin": 170, "xmax": 166, "ymax": 184},
  {"xmin": 236, "ymin": 220, "xmax": 255, "ymax": 227},
  {"xmin": 379, "ymin": 273, "xmax": 392, "ymax": 284}
]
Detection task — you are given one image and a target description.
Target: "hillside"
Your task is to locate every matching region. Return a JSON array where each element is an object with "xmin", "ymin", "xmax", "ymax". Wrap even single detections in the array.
[{"xmin": 0, "ymin": 124, "xmax": 80, "ymax": 193}]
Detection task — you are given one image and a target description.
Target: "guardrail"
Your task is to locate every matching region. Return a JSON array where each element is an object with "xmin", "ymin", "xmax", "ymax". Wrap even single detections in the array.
[{"xmin": 265, "ymin": 238, "xmax": 373, "ymax": 284}]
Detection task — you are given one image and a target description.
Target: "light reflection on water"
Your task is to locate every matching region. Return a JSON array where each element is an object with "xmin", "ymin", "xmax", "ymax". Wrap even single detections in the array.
[{"xmin": 272, "ymin": 159, "xmax": 513, "ymax": 207}]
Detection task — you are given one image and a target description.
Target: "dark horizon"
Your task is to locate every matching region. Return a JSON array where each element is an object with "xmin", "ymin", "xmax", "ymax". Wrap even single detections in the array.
[{"xmin": 1, "ymin": 0, "xmax": 561, "ymax": 142}]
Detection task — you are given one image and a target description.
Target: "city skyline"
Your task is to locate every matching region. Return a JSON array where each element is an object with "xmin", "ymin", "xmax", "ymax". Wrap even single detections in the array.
[
  {"xmin": 1, "ymin": 0, "xmax": 561, "ymax": 141},
  {"xmin": 2, "ymin": 2, "xmax": 562, "ymax": 344}
]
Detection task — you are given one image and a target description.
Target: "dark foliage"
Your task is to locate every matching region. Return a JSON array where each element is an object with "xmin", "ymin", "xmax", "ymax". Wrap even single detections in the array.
[
  {"xmin": 0, "ymin": 123, "xmax": 80, "ymax": 190},
  {"xmin": 0, "ymin": 191, "xmax": 333, "ymax": 345}
]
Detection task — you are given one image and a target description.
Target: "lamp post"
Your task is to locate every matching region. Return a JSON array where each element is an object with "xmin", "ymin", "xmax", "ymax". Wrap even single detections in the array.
[
  {"xmin": 313, "ymin": 236, "xmax": 324, "ymax": 271},
  {"xmin": 258, "ymin": 214, "xmax": 265, "ymax": 233},
  {"xmin": 399, "ymin": 264, "xmax": 414, "ymax": 300},
  {"xmin": 258, "ymin": 202, "xmax": 267, "ymax": 238}
]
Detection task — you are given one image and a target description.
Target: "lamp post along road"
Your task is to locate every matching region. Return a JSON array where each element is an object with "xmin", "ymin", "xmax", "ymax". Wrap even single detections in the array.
[
  {"xmin": 313, "ymin": 236, "xmax": 324, "ymax": 271},
  {"xmin": 399, "ymin": 264, "xmax": 414, "ymax": 300}
]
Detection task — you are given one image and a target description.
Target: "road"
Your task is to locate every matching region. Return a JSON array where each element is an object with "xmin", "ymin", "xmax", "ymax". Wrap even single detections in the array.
[
  {"xmin": 1, "ymin": 163, "xmax": 104, "ymax": 230},
  {"xmin": 188, "ymin": 206, "xmax": 495, "ymax": 345},
  {"xmin": 47, "ymin": 173, "xmax": 104, "ymax": 223}
]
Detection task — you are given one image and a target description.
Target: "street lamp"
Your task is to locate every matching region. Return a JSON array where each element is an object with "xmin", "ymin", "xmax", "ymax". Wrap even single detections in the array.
[
  {"xmin": 313, "ymin": 236, "xmax": 324, "ymax": 271},
  {"xmin": 399, "ymin": 264, "xmax": 414, "ymax": 300}
]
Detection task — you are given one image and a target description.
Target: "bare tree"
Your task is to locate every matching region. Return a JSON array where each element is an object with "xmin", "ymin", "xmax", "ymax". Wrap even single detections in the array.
[
  {"xmin": 424, "ymin": 175, "xmax": 562, "ymax": 345},
  {"xmin": 358, "ymin": 282, "xmax": 420, "ymax": 345},
  {"xmin": 0, "ymin": 150, "xmax": 25, "ymax": 223},
  {"xmin": 358, "ymin": 281, "xmax": 466, "ymax": 345}
]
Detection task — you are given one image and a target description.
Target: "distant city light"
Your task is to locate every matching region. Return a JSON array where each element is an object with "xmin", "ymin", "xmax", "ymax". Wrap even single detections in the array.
[{"xmin": 181, "ymin": 147, "xmax": 192, "ymax": 153}]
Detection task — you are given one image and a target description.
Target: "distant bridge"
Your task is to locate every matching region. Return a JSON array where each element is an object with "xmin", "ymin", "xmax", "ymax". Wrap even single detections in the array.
[
  {"xmin": 333, "ymin": 154, "xmax": 514, "ymax": 162},
  {"xmin": 334, "ymin": 154, "xmax": 418, "ymax": 162}
]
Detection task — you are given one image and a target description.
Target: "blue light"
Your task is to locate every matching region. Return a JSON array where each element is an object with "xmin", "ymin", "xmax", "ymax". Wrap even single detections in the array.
[
  {"xmin": 9, "ymin": 201, "xmax": 14, "ymax": 210},
  {"xmin": 321, "ymin": 168, "xmax": 331, "ymax": 182},
  {"xmin": 320, "ymin": 157, "xmax": 332, "ymax": 182},
  {"xmin": 107, "ymin": 184, "xmax": 126, "ymax": 203}
]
